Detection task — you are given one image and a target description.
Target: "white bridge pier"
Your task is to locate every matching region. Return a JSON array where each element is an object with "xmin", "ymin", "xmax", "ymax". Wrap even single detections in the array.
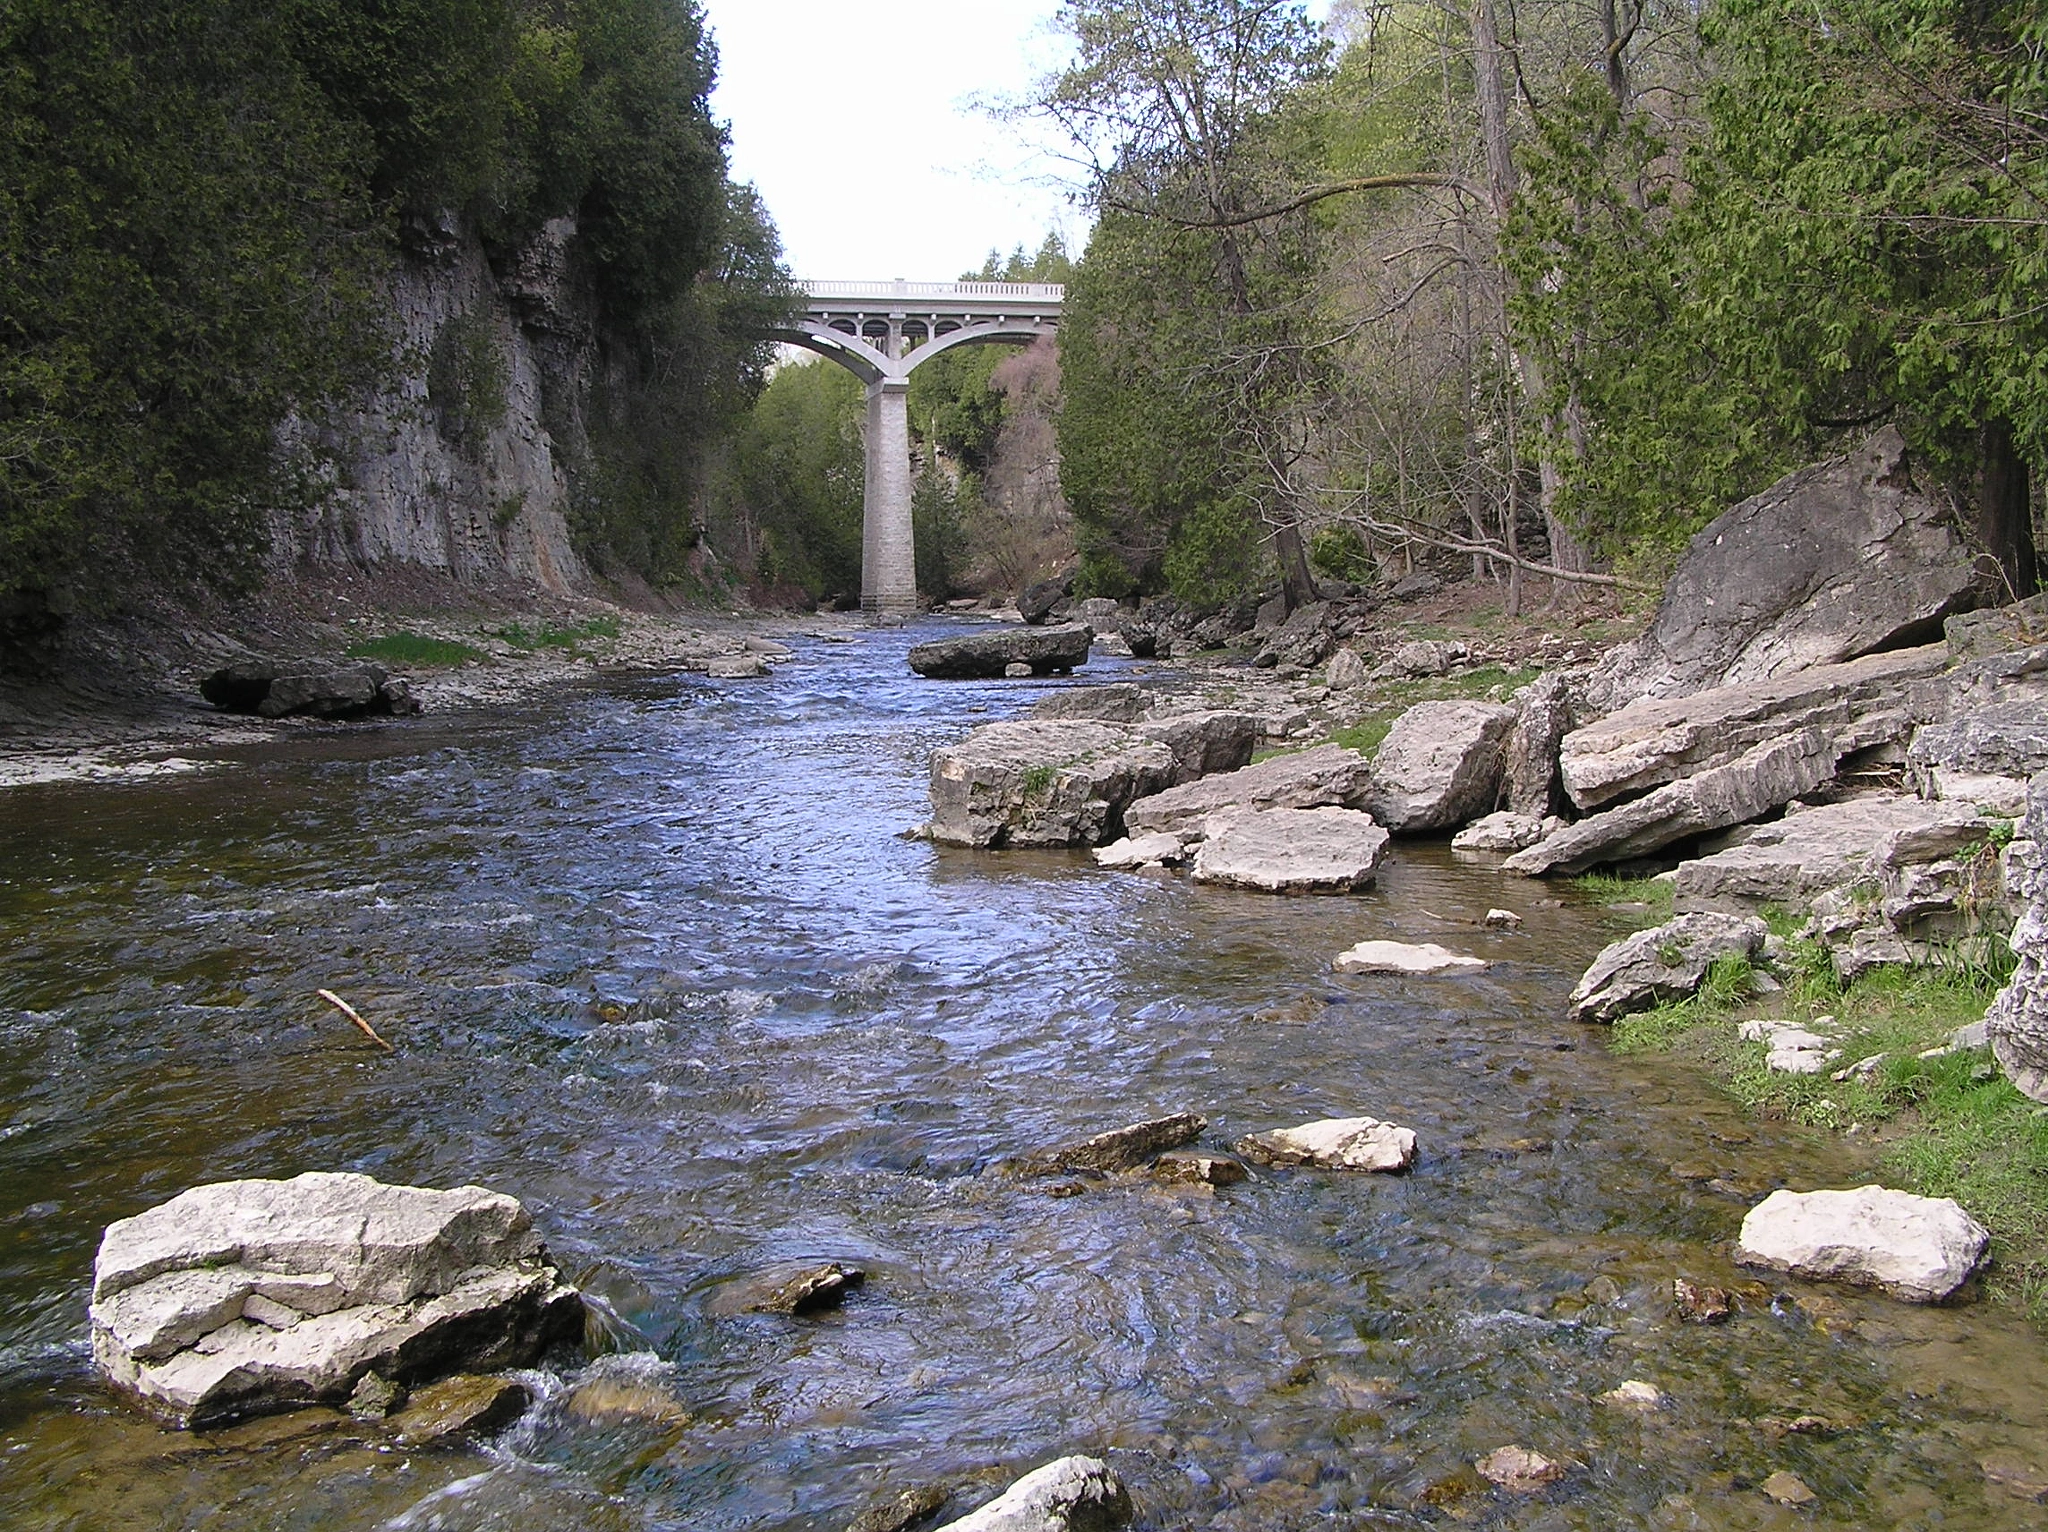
[{"xmin": 775, "ymin": 281, "xmax": 1063, "ymax": 621}]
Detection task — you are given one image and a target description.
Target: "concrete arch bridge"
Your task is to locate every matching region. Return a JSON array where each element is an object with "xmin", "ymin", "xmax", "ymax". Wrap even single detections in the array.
[{"xmin": 773, "ymin": 280, "xmax": 1063, "ymax": 620}]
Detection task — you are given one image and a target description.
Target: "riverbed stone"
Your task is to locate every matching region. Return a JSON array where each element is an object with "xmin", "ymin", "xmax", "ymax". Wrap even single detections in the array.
[
  {"xmin": 1236, "ymin": 1117, "xmax": 1417, "ymax": 1172},
  {"xmin": 1140, "ymin": 710, "xmax": 1261, "ymax": 780},
  {"xmin": 1475, "ymin": 1446, "xmax": 1565, "ymax": 1493},
  {"xmin": 849, "ymin": 1484, "xmax": 953, "ymax": 1532},
  {"xmin": 1506, "ymin": 731, "xmax": 1840, "ymax": 877},
  {"xmin": 1582, "ymin": 427, "xmax": 1996, "ymax": 712},
  {"xmin": 1735, "ymin": 1185, "xmax": 1990, "ymax": 1301},
  {"xmin": 1739, "ymin": 1018, "xmax": 1839, "ymax": 1075},
  {"xmin": 1390, "ymin": 639, "xmax": 1463, "ymax": 677},
  {"xmin": 745, "ymin": 1262, "xmax": 865, "ymax": 1315},
  {"xmin": 1332, "ymin": 940, "xmax": 1488, "ymax": 975},
  {"xmin": 705, "ymin": 653, "xmax": 770, "ymax": 679},
  {"xmin": 1561, "ymin": 645, "xmax": 1948, "ymax": 812},
  {"xmin": 89, "ymin": 1171, "xmax": 582, "ymax": 1427},
  {"xmin": 1566, "ymin": 912, "xmax": 1769, "ymax": 1024},
  {"xmin": 1363, "ymin": 700, "xmax": 1516, "ymax": 833},
  {"xmin": 392, "ymin": 1373, "xmax": 532, "ymax": 1445},
  {"xmin": 909, "ymin": 623, "xmax": 1093, "ymax": 679},
  {"xmin": 1013, "ymin": 1112, "xmax": 1208, "ymax": 1177},
  {"xmin": 1150, "ymin": 1153, "xmax": 1247, "ymax": 1187},
  {"xmin": 1991, "ymin": 771, "xmax": 2048, "ymax": 1100},
  {"xmin": 202, "ymin": 660, "xmax": 421, "ymax": 720},
  {"xmin": 932, "ymin": 1455, "xmax": 1132, "ymax": 1532},
  {"xmin": 1123, "ymin": 744, "xmax": 1373, "ymax": 835},
  {"xmin": 1092, "ymin": 831, "xmax": 1193, "ymax": 870},
  {"xmin": 1190, "ymin": 805, "xmax": 1390, "ymax": 892},
  {"xmin": 1451, "ymin": 810, "xmax": 1545, "ymax": 854}
]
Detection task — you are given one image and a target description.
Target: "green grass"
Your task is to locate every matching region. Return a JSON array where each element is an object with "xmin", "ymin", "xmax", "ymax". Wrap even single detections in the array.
[
  {"xmin": 1610, "ymin": 945, "xmax": 2048, "ymax": 1327},
  {"xmin": 1568, "ymin": 870, "xmax": 1675, "ymax": 927},
  {"xmin": 344, "ymin": 633, "xmax": 486, "ymax": 666},
  {"xmin": 494, "ymin": 615, "xmax": 622, "ymax": 651}
]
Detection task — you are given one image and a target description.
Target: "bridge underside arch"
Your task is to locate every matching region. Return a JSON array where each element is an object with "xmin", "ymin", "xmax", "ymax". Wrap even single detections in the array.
[{"xmin": 769, "ymin": 319, "xmax": 1057, "ymax": 385}]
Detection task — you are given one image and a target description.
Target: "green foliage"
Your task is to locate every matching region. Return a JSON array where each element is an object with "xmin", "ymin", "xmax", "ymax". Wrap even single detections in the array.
[
  {"xmin": 427, "ymin": 314, "xmax": 508, "ymax": 457},
  {"xmin": 912, "ymin": 445, "xmax": 968, "ymax": 601},
  {"xmin": 493, "ymin": 614, "xmax": 617, "ymax": 650},
  {"xmin": 1309, "ymin": 526, "xmax": 1374, "ymax": 582},
  {"xmin": 707, "ymin": 357, "xmax": 864, "ymax": 600},
  {"xmin": 1569, "ymin": 870, "xmax": 1676, "ymax": 928},
  {"xmin": 345, "ymin": 632, "xmax": 485, "ymax": 665}
]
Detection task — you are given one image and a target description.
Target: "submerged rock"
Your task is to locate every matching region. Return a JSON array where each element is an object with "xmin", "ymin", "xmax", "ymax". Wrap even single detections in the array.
[
  {"xmin": 1364, "ymin": 701, "xmax": 1516, "ymax": 833},
  {"xmin": 392, "ymin": 1373, "xmax": 532, "ymax": 1445},
  {"xmin": 909, "ymin": 623, "xmax": 1092, "ymax": 679},
  {"xmin": 1475, "ymin": 1445, "xmax": 1566, "ymax": 1493},
  {"xmin": 1736, "ymin": 1185, "xmax": 1989, "ymax": 1301},
  {"xmin": 1332, "ymin": 940, "xmax": 1487, "ymax": 975},
  {"xmin": 1566, "ymin": 913, "xmax": 1769, "ymax": 1024},
  {"xmin": 1149, "ymin": 1153, "xmax": 1247, "ymax": 1187},
  {"xmin": 1236, "ymin": 1117, "xmax": 1417, "ymax": 1172},
  {"xmin": 932, "ymin": 1455, "xmax": 1133, "ymax": 1532},
  {"xmin": 90, "ymin": 1172, "xmax": 582, "ymax": 1428},
  {"xmin": 1012, "ymin": 1113, "xmax": 1207, "ymax": 1177},
  {"xmin": 743, "ymin": 1262, "xmax": 865, "ymax": 1316},
  {"xmin": 1189, "ymin": 805, "xmax": 1390, "ymax": 892}
]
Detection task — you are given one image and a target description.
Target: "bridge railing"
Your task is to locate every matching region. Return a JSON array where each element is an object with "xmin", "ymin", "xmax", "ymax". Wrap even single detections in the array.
[{"xmin": 800, "ymin": 279, "xmax": 1065, "ymax": 304}]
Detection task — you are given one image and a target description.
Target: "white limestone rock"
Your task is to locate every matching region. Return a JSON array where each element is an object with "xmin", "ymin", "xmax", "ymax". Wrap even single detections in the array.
[
  {"xmin": 1235, "ymin": 1117, "xmax": 1417, "ymax": 1172},
  {"xmin": 1123, "ymin": 744, "xmax": 1373, "ymax": 835},
  {"xmin": 1738, "ymin": 1018, "xmax": 1839, "ymax": 1075},
  {"xmin": 1190, "ymin": 805, "xmax": 1390, "ymax": 893},
  {"xmin": 705, "ymin": 653, "xmax": 770, "ymax": 679},
  {"xmin": 1092, "ymin": 832, "xmax": 1193, "ymax": 870},
  {"xmin": 1325, "ymin": 647, "xmax": 1368, "ymax": 690},
  {"xmin": 1989, "ymin": 770, "xmax": 2048, "ymax": 1100},
  {"xmin": 933, "ymin": 1455, "xmax": 1133, "ymax": 1532},
  {"xmin": 1567, "ymin": 913, "xmax": 1769, "ymax": 1024},
  {"xmin": 1332, "ymin": 940, "xmax": 1488, "ymax": 975},
  {"xmin": 928, "ymin": 721, "xmax": 1176, "ymax": 849},
  {"xmin": 90, "ymin": 1172, "xmax": 581, "ymax": 1427},
  {"xmin": 1734, "ymin": 1185, "xmax": 1990, "ymax": 1301},
  {"xmin": 1364, "ymin": 700, "xmax": 1517, "ymax": 834},
  {"xmin": 1451, "ymin": 810, "xmax": 1545, "ymax": 854}
]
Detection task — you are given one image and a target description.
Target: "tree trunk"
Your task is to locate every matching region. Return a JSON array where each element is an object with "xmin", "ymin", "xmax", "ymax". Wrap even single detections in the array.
[
  {"xmin": 1275, "ymin": 521, "xmax": 1319, "ymax": 609},
  {"xmin": 1980, "ymin": 418, "xmax": 2039, "ymax": 600}
]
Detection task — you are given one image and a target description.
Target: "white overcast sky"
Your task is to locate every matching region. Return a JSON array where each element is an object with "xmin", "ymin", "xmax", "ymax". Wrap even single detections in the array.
[{"xmin": 699, "ymin": 0, "xmax": 1081, "ymax": 281}]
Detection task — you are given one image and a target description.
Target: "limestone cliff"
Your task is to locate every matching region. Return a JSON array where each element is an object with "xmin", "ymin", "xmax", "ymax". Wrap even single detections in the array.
[{"xmin": 273, "ymin": 215, "xmax": 593, "ymax": 594}]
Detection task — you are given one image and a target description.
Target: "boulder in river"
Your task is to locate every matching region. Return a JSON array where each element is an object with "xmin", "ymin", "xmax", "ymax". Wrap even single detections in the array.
[
  {"xmin": 1735, "ymin": 1185, "xmax": 1990, "ymax": 1301},
  {"xmin": 1332, "ymin": 940, "xmax": 1487, "ymax": 975},
  {"xmin": 1364, "ymin": 700, "xmax": 1516, "ymax": 833},
  {"xmin": 932, "ymin": 1455, "xmax": 1132, "ymax": 1532},
  {"xmin": 1092, "ymin": 831, "xmax": 1194, "ymax": 870},
  {"xmin": 1123, "ymin": 744, "xmax": 1373, "ymax": 836},
  {"xmin": 201, "ymin": 660, "xmax": 423, "ymax": 720},
  {"xmin": 744, "ymin": 1262, "xmax": 865, "ymax": 1315},
  {"xmin": 1450, "ymin": 811, "xmax": 1545, "ymax": 855},
  {"xmin": 1583, "ymin": 427, "xmax": 1996, "ymax": 712},
  {"xmin": 1012, "ymin": 1113, "xmax": 1207, "ymax": 1177},
  {"xmin": 1189, "ymin": 805, "xmax": 1390, "ymax": 893},
  {"xmin": 1017, "ymin": 573, "xmax": 1075, "ymax": 625},
  {"xmin": 89, "ymin": 1171, "xmax": 582, "ymax": 1427},
  {"xmin": 1235, "ymin": 1116, "xmax": 1417, "ymax": 1172},
  {"xmin": 909, "ymin": 623, "xmax": 1092, "ymax": 679},
  {"xmin": 1566, "ymin": 912, "xmax": 1769, "ymax": 1024}
]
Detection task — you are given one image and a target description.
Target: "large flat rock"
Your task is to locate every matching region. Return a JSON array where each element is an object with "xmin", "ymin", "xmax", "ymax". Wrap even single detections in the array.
[
  {"xmin": 1506, "ymin": 730, "xmax": 1839, "ymax": 876},
  {"xmin": 1123, "ymin": 744, "xmax": 1372, "ymax": 835},
  {"xmin": 1189, "ymin": 806, "xmax": 1390, "ymax": 892},
  {"xmin": 1673, "ymin": 794, "xmax": 1990, "ymax": 915},
  {"xmin": 1364, "ymin": 700, "xmax": 1516, "ymax": 833},
  {"xmin": 909, "ymin": 623, "xmax": 1093, "ymax": 679},
  {"xmin": 1561, "ymin": 646, "xmax": 1948, "ymax": 812},
  {"xmin": 1567, "ymin": 912, "xmax": 1768, "ymax": 1024},
  {"xmin": 91, "ymin": 1172, "xmax": 580, "ymax": 1427},
  {"xmin": 1735, "ymin": 1185, "xmax": 1990, "ymax": 1301},
  {"xmin": 1584, "ymin": 427, "xmax": 1995, "ymax": 711}
]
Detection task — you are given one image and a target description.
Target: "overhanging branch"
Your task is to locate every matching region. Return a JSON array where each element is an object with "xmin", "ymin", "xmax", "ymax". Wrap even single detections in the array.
[{"xmin": 1106, "ymin": 172, "xmax": 1471, "ymax": 229}]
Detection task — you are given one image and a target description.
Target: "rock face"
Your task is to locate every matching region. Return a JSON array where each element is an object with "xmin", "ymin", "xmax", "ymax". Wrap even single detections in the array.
[
  {"xmin": 1364, "ymin": 701, "xmax": 1516, "ymax": 833},
  {"xmin": 1734, "ymin": 1185, "xmax": 1990, "ymax": 1301},
  {"xmin": 927, "ymin": 713, "xmax": 1258, "ymax": 849},
  {"xmin": 1123, "ymin": 745, "xmax": 1373, "ymax": 835},
  {"xmin": 1237, "ymin": 1117, "xmax": 1417, "ymax": 1172},
  {"xmin": 202, "ymin": 661, "xmax": 423, "ymax": 720},
  {"xmin": 1566, "ymin": 912, "xmax": 1768, "ymax": 1023},
  {"xmin": 1909, "ymin": 693, "xmax": 2048, "ymax": 808},
  {"xmin": 90, "ymin": 1172, "xmax": 582, "ymax": 1427},
  {"xmin": 1505, "ymin": 731, "xmax": 1839, "ymax": 876},
  {"xmin": 1584, "ymin": 427, "xmax": 1994, "ymax": 711},
  {"xmin": 909, "ymin": 623, "xmax": 1093, "ymax": 679},
  {"xmin": 1190, "ymin": 806, "xmax": 1390, "ymax": 892},
  {"xmin": 1990, "ymin": 771, "xmax": 2048, "ymax": 1101},
  {"xmin": 1560, "ymin": 646, "xmax": 1948, "ymax": 812},
  {"xmin": 1332, "ymin": 940, "xmax": 1487, "ymax": 975},
  {"xmin": 933, "ymin": 1456, "xmax": 1133, "ymax": 1532}
]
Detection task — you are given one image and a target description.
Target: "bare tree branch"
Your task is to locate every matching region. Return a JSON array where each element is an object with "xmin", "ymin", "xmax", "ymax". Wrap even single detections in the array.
[{"xmin": 1106, "ymin": 172, "xmax": 1471, "ymax": 228}]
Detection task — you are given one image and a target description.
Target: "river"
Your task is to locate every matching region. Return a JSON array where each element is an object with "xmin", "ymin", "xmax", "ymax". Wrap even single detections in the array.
[{"xmin": 1, "ymin": 622, "xmax": 2043, "ymax": 1529}]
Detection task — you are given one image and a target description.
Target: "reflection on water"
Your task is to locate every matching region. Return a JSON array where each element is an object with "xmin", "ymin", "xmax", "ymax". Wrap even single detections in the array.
[{"xmin": 1, "ymin": 622, "xmax": 2043, "ymax": 1529}]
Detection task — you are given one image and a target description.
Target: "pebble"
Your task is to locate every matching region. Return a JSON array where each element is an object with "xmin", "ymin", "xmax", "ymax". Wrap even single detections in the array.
[
  {"xmin": 1599, "ymin": 1380, "xmax": 1664, "ymax": 1410},
  {"xmin": 1760, "ymin": 1470, "xmax": 1817, "ymax": 1506},
  {"xmin": 1672, "ymin": 1278, "xmax": 1732, "ymax": 1323}
]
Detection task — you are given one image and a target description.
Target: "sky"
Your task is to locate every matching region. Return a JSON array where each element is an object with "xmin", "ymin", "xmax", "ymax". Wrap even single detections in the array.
[{"xmin": 698, "ymin": 0, "xmax": 1083, "ymax": 282}]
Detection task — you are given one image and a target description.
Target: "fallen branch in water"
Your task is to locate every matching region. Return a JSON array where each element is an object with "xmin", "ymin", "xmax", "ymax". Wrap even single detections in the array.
[{"xmin": 317, "ymin": 989, "xmax": 394, "ymax": 1052}]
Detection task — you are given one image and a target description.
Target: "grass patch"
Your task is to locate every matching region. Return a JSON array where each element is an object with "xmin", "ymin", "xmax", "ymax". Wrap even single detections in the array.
[
  {"xmin": 1277, "ymin": 664, "xmax": 1542, "ymax": 764},
  {"xmin": 494, "ymin": 615, "xmax": 622, "ymax": 652},
  {"xmin": 1611, "ymin": 945, "xmax": 2048, "ymax": 1327},
  {"xmin": 345, "ymin": 633, "xmax": 485, "ymax": 666},
  {"xmin": 1568, "ymin": 870, "xmax": 1675, "ymax": 928}
]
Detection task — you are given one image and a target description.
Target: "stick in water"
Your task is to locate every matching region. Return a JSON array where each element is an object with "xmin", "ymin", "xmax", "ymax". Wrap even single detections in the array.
[{"xmin": 317, "ymin": 989, "xmax": 395, "ymax": 1052}]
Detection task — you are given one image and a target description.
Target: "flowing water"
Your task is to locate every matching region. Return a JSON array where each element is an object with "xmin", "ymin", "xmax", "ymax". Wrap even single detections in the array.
[{"xmin": 1, "ymin": 623, "xmax": 2044, "ymax": 1530}]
